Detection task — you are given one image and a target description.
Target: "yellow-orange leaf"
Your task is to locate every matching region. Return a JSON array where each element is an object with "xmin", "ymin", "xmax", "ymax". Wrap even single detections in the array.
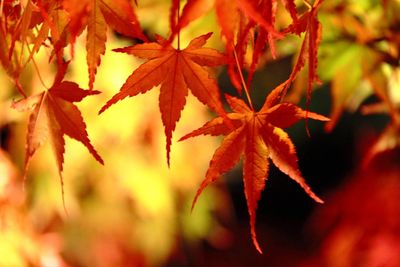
[
  {"xmin": 100, "ymin": 33, "xmax": 227, "ymax": 166},
  {"xmin": 12, "ymin": 63, "xmax": 103, "ymax": 204},
  {"xmin": 63, "ymin": 0, "xmax": 146, "ymax": 89}
]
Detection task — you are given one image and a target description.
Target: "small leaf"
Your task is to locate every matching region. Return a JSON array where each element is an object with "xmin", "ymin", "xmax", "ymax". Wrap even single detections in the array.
[
  {"xmin": 63, "ymin": 0, "xmax": 146, "ymax": 89},
  {"xmin": 236, "ymin": 0, "xmax": 283, "ymax": 39},
  {"xmin": 284, "ymin": 0, "xmax": 324, "ymax": 108}
]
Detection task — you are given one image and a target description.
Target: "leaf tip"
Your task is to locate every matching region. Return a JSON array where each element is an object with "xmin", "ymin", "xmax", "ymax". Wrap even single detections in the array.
[
  {"xmin": 191, "ymin": 183, "xmax": 207, "ymax": 213},
  {"xmin": 97, "ymin": 156, "xmax": 105, "ymax": 166},
  {"xmin": 89, "ymin": 90, "xmax": 102, "ymax": 96},
  {"xmin": 112, "ymin": 47, "xmax": 127, "ymax": 53},
  {"xmin": 250, "ymin": 224, "xmax": 263, "ymax": 254},
  {"xmin": 98, "ymin": 103, "xmax": 109, "ymax": 115},
  {"xmin": 89, "ymin": 147, "xmax": 104, "ymax": 166},
  {"xmin": 315, "ymin": 196, "xmax": 324, "ymax": 204},
  {"xmin": 203, "ymin": 32, "xmax": 213, "ymax": 40},
  {"xmin": 58, "ymin": 171, "xmax": 69, "ymax": 217},
  {"xmin": 306, "ymin": 188, "xmax": 324, "ymax": 204},
  {"xmin": 191, "ymin": 194, "xmax": 200, "ymax": 213}
]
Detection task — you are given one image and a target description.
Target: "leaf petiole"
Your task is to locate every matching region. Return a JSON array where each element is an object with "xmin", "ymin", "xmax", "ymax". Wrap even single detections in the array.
[
  {"xmin": 177, "ymin": 0, "xmax": 180, "ymax": 50},
  {"xmin": 0, "ymin": 0, "xmax": 4, "ymax": 17},
  {"xmin": 303, "ymin": 0, "xmax": 312, "ymax": 10},
  {"xmin": 233, "ymin": 46, "xmax": 254, "ymax": 111},
  {"xmin": 24, "ymin": 38, "xmax": 50, "ymax": 90}
]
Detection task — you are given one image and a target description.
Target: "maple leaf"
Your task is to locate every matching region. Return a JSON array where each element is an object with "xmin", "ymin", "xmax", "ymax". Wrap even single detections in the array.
[
  {"xmin": 245, "ymin": 0, "xmax": 280, "ymax": 87},
  {"xmin": 169, "ymin": 0, "xmax": 290, "ymax": 91},
  {"xmin": 172, "ymin": 0, "xmax": 285, "ymax": 40},
  {"xmin": 12, "ymin": 62, "xmax": 103, "ymax": 204},
  {"xmin": 180, "ymin": 84, "xmax": 329, "ymax": 253},
  {"xmin": 283, "ymin": 0, "xmax": 323, "ymax": 105},
  {"xmin": 29, "ymin": 0, "xmax": 71, "ymax": 61},
  {"xmin": 0, "ymin": 10, "xmax": 27, "ymax": 96},
  {"xmin": 235, "ymin": 0, "xmax": 283, "ymax": 39},
  {"xmin": 167, "ymin": 0, "xmax": 303, "ymax": 93},
  {"xmin": 99, "ymin": 32, "xmax": 227, "ymax": 166},
  {"xmin": 8, "ymin": 0, "xmax": 37, "ymax": 60},
  {"xmin": 62, "ymin": 0, "xmax": 146, "ymax": 89},
  {"xmin": 0, "ymin": 22, "xmax": 19, "ymax": 78},
  {"xmin": 1, "ymin": 0, "xmax": 22, "ymax": 20}
]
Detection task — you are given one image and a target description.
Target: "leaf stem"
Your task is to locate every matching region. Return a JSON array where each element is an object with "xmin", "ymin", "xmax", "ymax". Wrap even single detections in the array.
[
  {"xmin": 303, "ymin": 0, "xmax": 312, "ymax": 9},
  {"xmin": 25, "ymin": 39, "xmax": 50, "ymax": 90},
  {"xmin": 233, "ymin": 46, "xmax": 254, "ymax": 110},
  {"xmin": 18, "ymin": 0, "xmax": 32, "ymax": 65},
  {"xmin": 14, "ymin": 78, "xmax": 27, "ymax": 98},
  {"xmin": 0, "ymin": 0, "xmax": 4, "ymax": 17},
  {"xmin": 177, "ymin": 0, "xmax": 180, "ymax": 50}
]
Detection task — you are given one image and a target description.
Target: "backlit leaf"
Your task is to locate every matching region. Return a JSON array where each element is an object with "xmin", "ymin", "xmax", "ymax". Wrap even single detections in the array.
[
  {"xmin": 181, "ymin": 86, "xmax": 329, "ymax": 252},
  {"xmin": 62, "ymin": 0, "xmax": 146, "ymax": 89},
  {"xmin": 100, "ymin": 33, "xmax": 227, "ymax": 165},
  {"xmin": 12, "ymin": 62, "xmax": 103, "ymax": 205}
]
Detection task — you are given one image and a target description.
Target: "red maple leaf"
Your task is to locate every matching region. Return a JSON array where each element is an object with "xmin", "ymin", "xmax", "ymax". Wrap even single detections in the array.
[
  {"xmin": 99, "ymin": 33, "xmax": 227, "ymax": 166},
  {"xmin": 167, "ymin": 0, "xmax": 302, "ymax": 93},
  {"xmin": 0, "ymin": 19, "xmax": 22, "ymax": 83},
  {"xmin": 12, "ymin": 62, "xmax": 103, "ymax": 204},
  {"xmin": 169, "ymin": 0, "xmax": 292, "ymax": 91},
  {"xmin": 283, "ymin": 0, "xmax": 324, "ymax": 102},
  {"xmin": 30, "ymin": 0, "xmax": 71, "ymax": 61},
  {"xmin": 180, "ymin": 83, "xmax": 329, "ymax": 253},
  {"xmin": 171, "ymin": 0, "xmax": 287, "ymax": 40},
  {"xmin": 62, "ymin": 0, "xmax": 146, "ymax": 89}
]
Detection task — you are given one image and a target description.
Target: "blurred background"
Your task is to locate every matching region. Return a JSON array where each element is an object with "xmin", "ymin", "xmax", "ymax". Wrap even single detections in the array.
[{"xmin": 1, "ymin": 0, "xmax": 400, "ymax": 266}]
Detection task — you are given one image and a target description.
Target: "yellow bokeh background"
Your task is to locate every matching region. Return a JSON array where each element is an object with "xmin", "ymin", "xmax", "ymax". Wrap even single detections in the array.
[{"xmin": 0, "ymin": 8, "xmax": 231, "ymax": 265}]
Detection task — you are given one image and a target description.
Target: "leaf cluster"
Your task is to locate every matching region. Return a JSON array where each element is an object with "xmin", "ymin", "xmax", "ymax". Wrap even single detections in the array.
[{"xmin": 1, "ymin": 0, "xmax": 399, "ymax": 253}]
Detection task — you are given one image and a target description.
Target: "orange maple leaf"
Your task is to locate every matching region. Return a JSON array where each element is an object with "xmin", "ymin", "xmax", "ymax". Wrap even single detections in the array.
[
  {"xmin": 62, "ymin": 0, "xmax": 146, "ymax": 89},
  {"xmin": 171, "ymin": 0, "xmax": 286, "ymax": 91},
  {"xmin": 31, "ymin": 0, "xmax": 71, "ymax": 61},
  {"xmin": 283, "ymin": 0, "xmax": 323, "ymax": 102},
  {"xmin": 12, "ymin": 62, "xmax": 103, "ymax": 204},
  {"xmin": 180, "ymin": 83, "xmax": 329, "ymax": 253},
  {"xmin": 99, "ymin": 33, "xmax": 227, "ymax": 166}
]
